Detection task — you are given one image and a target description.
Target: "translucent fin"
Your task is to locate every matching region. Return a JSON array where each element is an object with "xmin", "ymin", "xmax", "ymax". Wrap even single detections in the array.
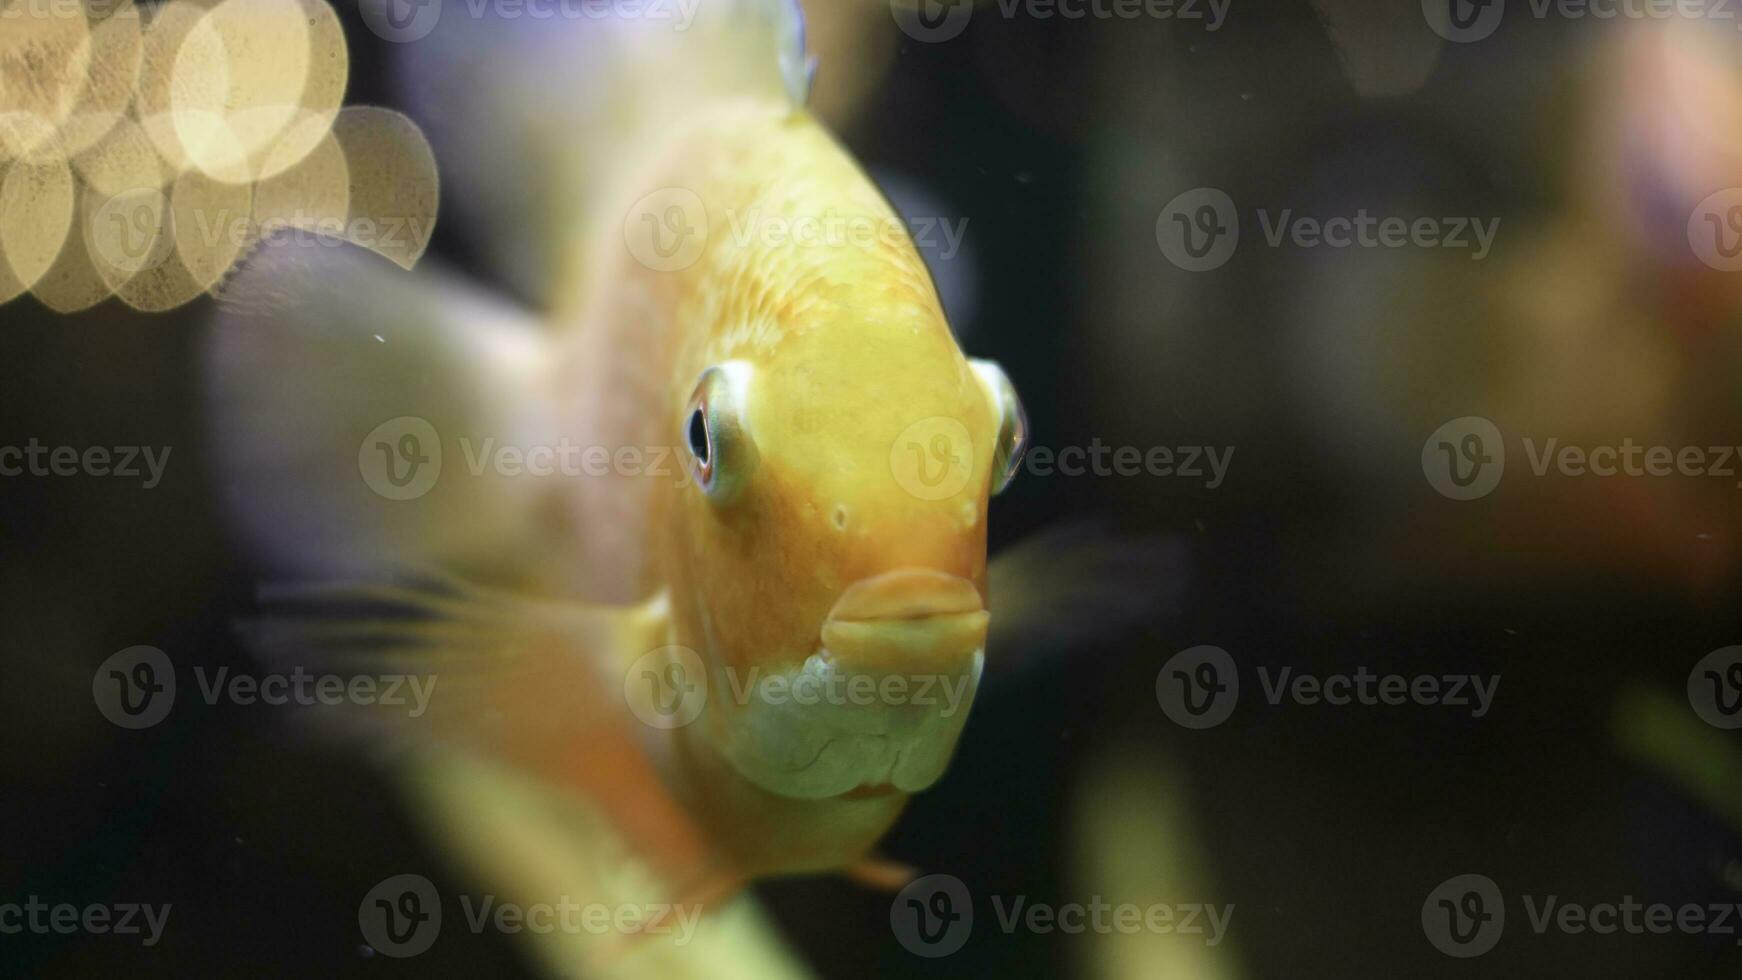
[
  {"xmin": 1613, "ymin": 686, "xmax": 1742, "ymax": 834},
  {"xmin": 238, "ymin": 572, "xmax": 787, "ymax": 971},
  {"xmin": 987, "ymin": 522, "xmax": 1191, "ymax": 674},
  {"xmin": 204, "ymin": 237, "xmax": 563, "ymax": 581},
  {"xmin": 238, "ymin": 572, "xmax": 663, "ymax": 762},
  {"xmin": 1071, "ymin": 749, "xmax": 1244, "ymax": 979},
  {"xmin": 843, "ymin": 855, "xmax": 919, "ymax": 892},
  {"xmin": 407, "ymin": 751, "xmax": 813, "ymax": 979},
  {"xmin": 389, "ymin": 0, "xmax": 811, "ymax": 307}
]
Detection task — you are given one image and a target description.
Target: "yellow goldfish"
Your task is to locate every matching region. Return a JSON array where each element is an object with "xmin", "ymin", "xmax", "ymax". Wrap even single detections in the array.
[{"xmin": 207, "ymin": 0, "xmax": 1033, "ymax": 972}]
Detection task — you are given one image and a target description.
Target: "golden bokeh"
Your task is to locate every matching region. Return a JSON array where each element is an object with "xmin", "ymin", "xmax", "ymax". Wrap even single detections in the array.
[
  {"xmin": 0, "ymin": 0, "xmax": 434, "ymax": 314},
  {"xmin": 0, "ymin": 0, "xmax": 94, "ymax": 162},
  {"xmin": 58, "ymin": 4, "xmax": 143, "ymax": 157},
  {"xmin": 0, "ymin": 158, "xmax": 77, "ymax": 298}
]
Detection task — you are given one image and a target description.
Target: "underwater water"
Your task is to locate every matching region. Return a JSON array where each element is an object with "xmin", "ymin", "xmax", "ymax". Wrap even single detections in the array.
[{"xmin": 2, "ymin": 1, "xmax": 1741, "ymax": 977}]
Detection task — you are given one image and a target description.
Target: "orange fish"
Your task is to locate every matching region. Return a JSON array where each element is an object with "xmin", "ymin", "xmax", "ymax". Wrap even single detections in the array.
[{"xmin": 207, "ymin": 1, "xmax": 1036, "ymax": 971}]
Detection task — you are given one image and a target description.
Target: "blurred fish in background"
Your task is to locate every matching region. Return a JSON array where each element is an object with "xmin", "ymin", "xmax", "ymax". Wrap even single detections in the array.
[
  {"xmin": 1081, "ymin": 2, "xmax": 1742, "ymax": 600},
  {"xmin": 1073, "ymin": 3, "xmax": 1742, "ymax": 977}
]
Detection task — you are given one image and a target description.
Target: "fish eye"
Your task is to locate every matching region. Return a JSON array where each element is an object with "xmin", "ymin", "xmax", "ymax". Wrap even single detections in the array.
[
  {"xmin": 687, "ymin": 407, "xmax": 711, "ymax": 469},
  {"xmin": 683, "ymin": 361, "xmax": 757, "ymax": 502},
  {"xmin": 969, "ymin": 358, "xmax": 1028, "ymax": 495}
]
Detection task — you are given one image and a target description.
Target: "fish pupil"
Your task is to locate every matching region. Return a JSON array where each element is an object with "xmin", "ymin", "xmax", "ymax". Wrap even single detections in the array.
[{"xmin": 688, "ymin": 408, "xmax": 711, "ymax": 468}]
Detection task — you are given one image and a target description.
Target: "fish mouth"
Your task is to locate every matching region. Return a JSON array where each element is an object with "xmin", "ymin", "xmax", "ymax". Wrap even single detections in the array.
[
  {"xmin": 715, "ymin": 569, "xmax": 988, "ymax": 801},
  {"xmin": 818, "ymin": 570, "xmax": 989, "ymax": 674}
]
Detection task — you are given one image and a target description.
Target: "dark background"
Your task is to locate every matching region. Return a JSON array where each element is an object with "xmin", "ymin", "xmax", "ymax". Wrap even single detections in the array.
[{"xmin": 4, "ymin": 0, "xmax": 1742, "ymax": 976}]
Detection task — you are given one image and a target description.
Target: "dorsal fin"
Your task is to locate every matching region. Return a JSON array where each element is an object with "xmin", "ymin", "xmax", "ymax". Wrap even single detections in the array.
[{"xmin": 390, "ymin": 0, "xmax": 813, "ymax": 308}]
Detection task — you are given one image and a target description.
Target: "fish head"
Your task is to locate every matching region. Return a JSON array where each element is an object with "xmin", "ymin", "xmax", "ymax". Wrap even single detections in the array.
[{"xmin": 653, "ymin": 123, "xmax": 1029, "ymax": 805}]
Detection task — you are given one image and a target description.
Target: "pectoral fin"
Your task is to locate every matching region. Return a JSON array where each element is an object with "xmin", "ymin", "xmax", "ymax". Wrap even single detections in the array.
[
  {"xmin": 987, "ymin": 522, "xmax": 1192, "ymax": 674},
  {"xmin": 238, "ymin": 573, "xmax": 721, "ymax": 893}
]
